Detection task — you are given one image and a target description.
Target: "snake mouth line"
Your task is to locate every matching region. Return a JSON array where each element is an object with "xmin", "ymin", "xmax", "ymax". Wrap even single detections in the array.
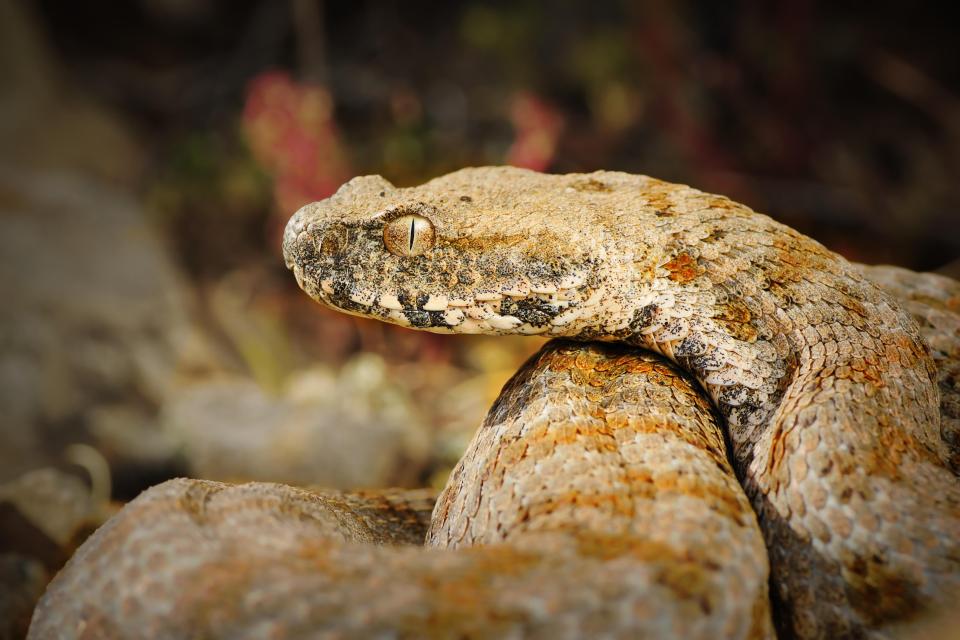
[{"xmin": 293, "ymin": 262, "xmax": 602, "ymax": 335}]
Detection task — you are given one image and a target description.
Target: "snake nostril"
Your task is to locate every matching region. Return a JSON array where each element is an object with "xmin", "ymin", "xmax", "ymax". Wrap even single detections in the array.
[
  {"xmin": 320, "ymin": 235, "xmax": 338, "ymax": 256},
  {"xmin": 319, "ymin": 227, "xmax": 347, "ymax": 256}
]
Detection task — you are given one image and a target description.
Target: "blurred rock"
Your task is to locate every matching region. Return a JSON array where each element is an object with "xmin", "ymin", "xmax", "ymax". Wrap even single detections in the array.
[
  {"xmin": 86, "ymin": 404, "xmax": 181, "ymax": 468},
  {"xmin": 0, "ymin": 2, "xmax": 225, "ymax": 482},
  {"xmin": 207, "ymin": 267, "xmax": 301, "ymax": 394},
  {"xmin": 0, "ymin": 468, "xmax": 99, "ymax": 547},
  {"xmin": 0, "ymin": 554, "xmax": 46, "ymax": 640},
  {"xmin": 162, "ymin": 355, "xmax": 431, "ymax": 488},
  {"xmin": 0, "ymin": 166, "xmax": 221, "ymax": 480},
  {"xmin": 0, "ymin": 2, "xmax": 145, "ymax": 183},
  {"xmin": 0, "ymin": 467, "xmax": 110, "ymax": 640}
]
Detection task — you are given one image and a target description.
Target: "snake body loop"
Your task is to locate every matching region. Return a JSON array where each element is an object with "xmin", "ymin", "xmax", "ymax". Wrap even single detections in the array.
[
  {"xmin": 283, "ymin": 167, "xmax": 960, "ymax": 637},
  {"xmin": 31, "ymin": 343, "xmax": 774, "ymax": 639}
]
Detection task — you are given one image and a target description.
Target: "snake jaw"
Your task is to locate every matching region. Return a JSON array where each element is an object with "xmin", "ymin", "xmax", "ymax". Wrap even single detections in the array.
[{"xmin": 290, "ymin": 241, "xmax": 600, "ymax": 336}]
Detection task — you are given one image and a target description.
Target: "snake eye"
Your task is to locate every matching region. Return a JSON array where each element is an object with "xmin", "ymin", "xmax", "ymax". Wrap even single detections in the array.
[{"xmin": 383, "ymin": 214, "xmax": 435, "ymax": 257}]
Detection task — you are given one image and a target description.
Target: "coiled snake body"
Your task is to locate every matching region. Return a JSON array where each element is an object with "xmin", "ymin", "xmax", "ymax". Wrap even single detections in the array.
[{"xmin": 30, "ymin": 168, "xmax": 959, "ymax": 639}]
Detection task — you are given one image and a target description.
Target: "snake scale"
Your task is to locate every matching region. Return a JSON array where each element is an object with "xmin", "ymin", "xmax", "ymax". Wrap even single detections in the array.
[{"xmin": 29, "ymin": 168, "xmax": 960, "ymax": 639}]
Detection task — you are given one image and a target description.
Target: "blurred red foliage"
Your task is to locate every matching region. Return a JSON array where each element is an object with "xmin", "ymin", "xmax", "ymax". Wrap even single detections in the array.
[
  {"xmin": 243, "ymin": 71, "xmax": 352, "ymax": 214},
  {"xmin": 506, "ymin": 92, "xmax": 564, "ymax": 171}
]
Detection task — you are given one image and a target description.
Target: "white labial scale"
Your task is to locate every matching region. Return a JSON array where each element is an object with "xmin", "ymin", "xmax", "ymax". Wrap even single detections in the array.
[
  {"xmin": 443, "ymin": 309, "xmax": 465, "ymax": 325},
  {"xmin": 550, "ymin": 306, "xmax": 583, "ymax": 328},
  {"xmin": 422, "ymin": 295, "xmax": 449, "ymax": 311},
  {"xmin": 387, "ymin": 310, "xmax": 411, "ymax": 327},
  {"xmin": 581, "ymin": 289, "xmax": 605, "ymax": 308},
  {"xmin": 464, "ymin": 305, "xmax": 489, "ymax": 320},
  {"xmin": 556, "ymin": 289, "xmax": 582, "ymax": 303},
  {"xmin": 501, "ymin": 282, "xmax": 531, "ymax": 297},
  {"xmin": 517, "ymin": 324, "xmax": 550, "ymax": 335},
  {"xmin": 530, "ymin": 284, "xmax": 557, "ymax": 295},
  {"xmin": 489, "ymin": 315, "xmax": 523, "ymax": 331},
  {"xmin": 458, "ymin": 318, "xmax": 491, "ymax": 334},
  {"xmin": 378, "ymin": 294, "xmax": 403, "ymax": 310},
  {"xmin": 557, "ymin": 274, "xmax": 585, "ymax": 289},
  {"xmin": 349, "ymin": 290, "xmax": 376, "ymax": 307}
]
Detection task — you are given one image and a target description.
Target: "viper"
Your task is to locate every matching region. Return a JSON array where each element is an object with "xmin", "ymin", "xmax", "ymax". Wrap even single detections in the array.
[
  {"xmin": 29, "ymin": 168, "xmax": 960, "ymax": 639},
  {"xmin": 281, "ymin": 167, "xmax": 959, "ymax": 637}
]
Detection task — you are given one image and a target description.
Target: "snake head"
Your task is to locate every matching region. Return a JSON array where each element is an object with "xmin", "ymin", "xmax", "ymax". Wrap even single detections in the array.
[{"xmin": 282, "ymin": 167, "xmax": 606, "ymax": 335}]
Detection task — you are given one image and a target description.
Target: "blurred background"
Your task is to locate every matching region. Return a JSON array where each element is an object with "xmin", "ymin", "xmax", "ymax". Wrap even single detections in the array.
[{"xmin": 1, "ymin": 0, "xmax": 959, "ymax": 633}]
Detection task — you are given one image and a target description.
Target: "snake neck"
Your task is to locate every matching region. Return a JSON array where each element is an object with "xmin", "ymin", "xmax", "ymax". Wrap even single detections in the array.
[
  {"xmin": 574, "ymin": 234, "xmax": 946, "ymax": 478},
  {"xmin": 579, "ymin": 274, "xmax": 791, "ymax": 464}
]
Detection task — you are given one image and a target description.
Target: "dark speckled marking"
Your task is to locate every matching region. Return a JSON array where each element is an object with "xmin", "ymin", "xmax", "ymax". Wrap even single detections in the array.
[
  {"xmin": 398, "ymin": 290, "xmax": 430, "ymax": 309},
  {"xmin": 501, "ymin": 298, "xmax": 563, "ymax": 327},
  {"xmin": 496, "ymin": 262, "xmax": 516, "ymax": 277},
  {"xmin": 678, "ymin": 352, "xmax": 724, "ymax": 376},
  {"xmin": 405, "ymin": 309, "xmax": 432, "ymax": 327},
  {"xmin": 570, "ymin": 178, "xmax": 612, "ymax": 193},
  {"xmin": 329, "ymin": 278, "xmax": 368, "ymax": 314},
  {"xmin": 675, "ymin": 335, "xmax": 707, "ymax": 358},
  {"xmin": 629, "ymin": 304, "xmax": 659, "ymax": 334}
]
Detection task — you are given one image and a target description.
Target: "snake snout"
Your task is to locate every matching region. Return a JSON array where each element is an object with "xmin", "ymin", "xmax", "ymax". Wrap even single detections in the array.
[
  {"xmin": 283, "ymin": 203, "xmax": 343, "ymax": 270},
  {"xmin": 282, "ymin": 205, "xmax": 312, "ymax": 270}
]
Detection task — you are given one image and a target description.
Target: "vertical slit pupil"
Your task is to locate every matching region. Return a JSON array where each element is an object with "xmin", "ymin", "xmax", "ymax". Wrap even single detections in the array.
[{"xmin": 409, "ymin": 218, "xmax": 416, "ymax": 251}]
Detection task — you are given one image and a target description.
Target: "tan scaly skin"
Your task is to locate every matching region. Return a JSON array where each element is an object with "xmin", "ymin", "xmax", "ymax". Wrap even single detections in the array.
[
  {"xmin": 29, "ymin": 344, "xmax": 773, "ymax": 639},
  {"xmin": 282, "ymin": 167, "xmax": 960, "ymax": 638}
]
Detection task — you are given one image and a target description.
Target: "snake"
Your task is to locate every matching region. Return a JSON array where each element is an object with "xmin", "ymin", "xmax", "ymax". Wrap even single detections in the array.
[{"xmin": 28, "ymin": 168, "xmax": 959, "ymax": 639}]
